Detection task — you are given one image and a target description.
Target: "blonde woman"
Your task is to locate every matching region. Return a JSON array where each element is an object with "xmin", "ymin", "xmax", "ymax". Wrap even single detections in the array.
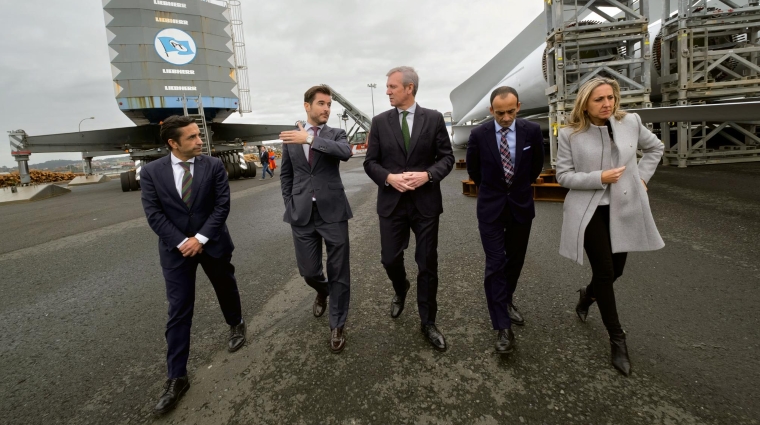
[{"xmin": 556, "ymin": 77, "xmax": 664, "ymax": 376}]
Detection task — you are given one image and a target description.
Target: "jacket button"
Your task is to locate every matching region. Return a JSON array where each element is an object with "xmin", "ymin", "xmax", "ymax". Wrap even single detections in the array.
[
  {"xmin": 189, "ymin": 213, "xmax": 194, "ymax": 217},
  {"xmin": 623, "ymin": 191, "xmax": 627, "ymax": 195}
]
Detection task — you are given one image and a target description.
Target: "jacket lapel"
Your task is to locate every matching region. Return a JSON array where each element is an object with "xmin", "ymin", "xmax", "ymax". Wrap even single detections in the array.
[
  {"xmin": 513, "ymin": 119, "xmax": 526, "ymax": 175},
  {"xmin": 406, "ymin": 106, "xmax": 426, "ymax": 160},
  {"xmin": 387, "ymin": 109, "xmax": 406, "ymax": 154},
  {"xmin": 311, "ymin": 125, "xmax": 331, "ymax": 170},
  {"xmin": 608, "ymin": 118, "xmax": 626, "ymax": 167},
  {"xmin": 161, "ymin": 155, "xmax": 187, "ymax": 210},
  {"xmin": 484, "ymin": 120, "xmax": 502, "ymax": 167},
  {"xmin": 189, "ymin": 155, "xmax": 206, "ymax": 209}
]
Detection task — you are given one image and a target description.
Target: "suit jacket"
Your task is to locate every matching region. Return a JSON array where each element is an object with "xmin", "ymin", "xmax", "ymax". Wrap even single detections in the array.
[
  {"xmin": 141, "ymin": 154, "xmax": 235, "ymax": 269},
  {"xmin": 363, "ymin": 104, "xmax": 455, "ymax": 218},
  {"xmin": 466, "ymin": 118, "xmax": 545, "ymax": 224},
  {"xmin": 260, "ymin": 150, "xmax": 269, "ymax": 166},
  {"xmin": 280, "ymin": 124, "xmax": 353, "ymax": 226},
  {"xmin": 556, "ymin": 113, "xmax": 664, "ymax": 265}
]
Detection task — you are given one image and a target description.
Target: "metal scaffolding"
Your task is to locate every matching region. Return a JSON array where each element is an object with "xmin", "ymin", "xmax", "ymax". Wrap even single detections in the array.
[
  {"xmin": 658, "ymin": 0, "xmax": 760, "ymax": 166},
  {"xmin": 228, "ymin": 0, "xmax": 252, "ymax": 115},
  {"xmin": 544, "ymin": 0, "xmax": 652, "ymax": 165}
]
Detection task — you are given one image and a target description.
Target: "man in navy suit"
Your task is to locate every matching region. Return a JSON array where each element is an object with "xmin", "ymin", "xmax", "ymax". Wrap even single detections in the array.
[
  {"xmin": 140, "ymin": 115, "xmax": 246, "ymax": 415},
  {"xmin": 466, "ymin": 86, "xmax": 545, "ymax": 354}
]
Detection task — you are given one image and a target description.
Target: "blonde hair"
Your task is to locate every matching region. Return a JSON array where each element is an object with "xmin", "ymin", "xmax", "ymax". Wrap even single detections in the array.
[{"xmin": 568, "ymin": 77, "xmax": 627, "ymax": 133}]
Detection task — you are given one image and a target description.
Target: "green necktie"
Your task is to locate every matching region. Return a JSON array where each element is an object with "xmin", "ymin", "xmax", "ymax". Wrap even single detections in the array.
[{"xmin": 401, "ymin": 111, "xmax": 410, "ymax": 152}]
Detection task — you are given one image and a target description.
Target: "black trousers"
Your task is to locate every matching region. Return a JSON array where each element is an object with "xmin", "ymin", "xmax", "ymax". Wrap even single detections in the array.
[
  {"xmin": 583, "ymin": 206, "xmax": 627, "ymax": 333},
  {"xmin": 379, "ymin": 194, "xmax": 440, "ymax": 325},
  {"xmin": 478, "ymin": 203, "xmax": 532, "ymax": 330},
  {"xmin": 162, "ymin": 251, "xmax": 242, "ymax": 379},
  {"xmin": 290, "ymin": 203, "xmax": 351, "ymax": 330}
]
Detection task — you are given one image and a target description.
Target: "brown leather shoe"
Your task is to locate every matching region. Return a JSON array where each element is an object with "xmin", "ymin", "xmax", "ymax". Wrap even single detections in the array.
[
  {"xmin": 313, "ymin": 293, "xmax": 327, "ymax": 317},
  {"xmin": 330, "ymin": 327, "xmax": 346, "ymax": 353}
]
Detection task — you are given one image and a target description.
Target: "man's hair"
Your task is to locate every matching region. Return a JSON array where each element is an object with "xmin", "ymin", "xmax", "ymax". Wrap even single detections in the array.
[
  {"xmin": 387, "ymin": 66, "xmax": 419, "ymax": 96},
  {"xmin": 304, "ymin": 85, "xmax": 332, "ymax": 104},
  {"xmin": 489, "ymin": 86, "xmax": 520, "ymax": 106},
  {"xmin": 160, "ymin": 115, "xmax": 196, "ymax": 149}
]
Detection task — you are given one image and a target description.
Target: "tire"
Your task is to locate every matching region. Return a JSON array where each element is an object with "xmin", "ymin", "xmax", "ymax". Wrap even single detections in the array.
[
  {"xmin": 224, "ymin": 162, "xmax": 234, "ymax": 178},
  {"xmin": 232, "ymin": 163, "xmax": 242, "ymax": 180},
  {"xmin": 128, "ymin": 170, "xmax": 139, "ymax": 191},
  {"xmin": 120, "ymin": 172, "xmax": 130, "ymax": 192},
  {"xmin": 247, "ymin": 162, "xmax": 257, "ymax": 178}
]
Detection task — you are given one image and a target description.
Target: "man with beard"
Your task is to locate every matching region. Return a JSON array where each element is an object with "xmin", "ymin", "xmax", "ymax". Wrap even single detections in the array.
[{"xmin": 279, "ymin": 85, "xmax": 353, "ymax": 353}]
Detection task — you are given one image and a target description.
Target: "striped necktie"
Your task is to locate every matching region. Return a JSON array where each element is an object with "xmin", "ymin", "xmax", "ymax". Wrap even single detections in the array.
[
  {"xmin": 499, "ymin": 127, "xmax": 515, "ymax": 186},
  {"xmin": 179, "ymin": 161, "xmax": 193, "ymax": 207}
]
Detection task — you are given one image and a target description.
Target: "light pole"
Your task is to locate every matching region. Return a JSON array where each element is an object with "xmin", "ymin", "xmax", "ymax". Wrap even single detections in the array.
[
  {"xmin": 335, "ymin": 113, "xmax": 343, "ymax": 130},
  {"xmin": 79, "ymin": 117, "xmax": 95, "ymax": 132},
  {"xmin": 367, "ymin": 83, "xmax": 376, "ymax": 116}
]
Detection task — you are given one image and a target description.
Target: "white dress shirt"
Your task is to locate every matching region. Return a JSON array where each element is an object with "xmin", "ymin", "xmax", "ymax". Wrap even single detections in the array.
[
  {"xmin": 170, "ymin": 152, "xmax": 208, "ymax": 247},
  {"xmin": 397, "ymin": 102, "xmax": 417, "ymax": 136}
]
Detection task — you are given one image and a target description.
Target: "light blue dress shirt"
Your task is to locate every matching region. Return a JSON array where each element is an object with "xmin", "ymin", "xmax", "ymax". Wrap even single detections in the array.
[{"xmin": 494, "ymin": 120, "xmax": 517, "ymax": 161}]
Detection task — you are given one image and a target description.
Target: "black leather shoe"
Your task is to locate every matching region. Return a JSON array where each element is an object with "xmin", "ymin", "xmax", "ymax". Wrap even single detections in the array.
[
  {"xmin": 228, "ymin": 320, "xmax": 246, "ymax": 353},
  {"xmin": 609, "ymin": 330, "xmax": 631, "ymax": 376},
  {"xmin": 154, "ymin": 376, "xmax": 189, "ymax": 415},
  {"xmin": 507, "ymin": 303, "xmax": 525, "ymax": 326},
  {"xmin": 330, "ymin": 327, "xmax": 346, "ymax": 353},
  {"xmin": 495, "ymin": 328, "xmax": 515, "ymax": 354},
  {"xmin": 390, "ymin": 280, "xmax": 411, "ymax": 319},
  {"xmin": 576, "ymin": 287, "xmax": 595, "ymax": 322},
  {"xmin": 421, "ymin": 324, "xmax": 447, "ymax": 352},
  {"xmin": 313, "ymin": 293, "xmax": 327, "ymax": 317}
]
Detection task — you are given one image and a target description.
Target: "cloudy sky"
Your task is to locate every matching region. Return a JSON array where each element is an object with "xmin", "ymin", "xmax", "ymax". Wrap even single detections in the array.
[{"xmin": 0, "ymin": 0, "xmax": 545, "ymax": 168}]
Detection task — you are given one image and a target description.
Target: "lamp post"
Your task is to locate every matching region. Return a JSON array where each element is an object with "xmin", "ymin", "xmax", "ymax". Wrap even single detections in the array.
[
  {"xmin": 367, "ymin": 83, "xmax": 376, "ymax": 116},
  {"xmin": 79, "ymin": 117, "xmax": 95, "ymax": 132}
]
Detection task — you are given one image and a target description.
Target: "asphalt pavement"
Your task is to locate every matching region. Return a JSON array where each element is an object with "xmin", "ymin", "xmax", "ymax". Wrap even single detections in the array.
[{"xmin": 0, "ymin": 153, "xmax": 758, "ymax": 425}]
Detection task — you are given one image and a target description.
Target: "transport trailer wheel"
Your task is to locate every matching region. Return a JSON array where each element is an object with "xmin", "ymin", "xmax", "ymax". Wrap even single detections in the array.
[
  {"xmin": 120, "ymin": 172, "xmax": 131, "ymax": 192},
  {"xmin": 247, "ymin": 162, "xmax": 257, "ymax": 178},
  {"xmin": 225, "ymin": 162, "xmax": 234, "ymax": 178},
  {"xmin": 232, "ymin": 163, "xmax": 242, "ymax": 180},
  {"xmin": 128, "ymin": 170, "xmax": 139, "ymax": 191}
]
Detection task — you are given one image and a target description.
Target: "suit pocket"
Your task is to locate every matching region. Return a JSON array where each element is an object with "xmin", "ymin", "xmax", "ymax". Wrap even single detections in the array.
[
  {"xmin": 293, "ymin": 187, "xmax": 302, "ymax": 195},
  {"xmin": 328, "ymin": 182, "xmax": 344, "ymax": 190}
]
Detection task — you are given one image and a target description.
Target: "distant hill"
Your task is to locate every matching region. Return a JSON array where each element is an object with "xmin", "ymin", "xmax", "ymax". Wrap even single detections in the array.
[{"xmin": 28, "ymin": 159, "xmax": 81, "ymax": 170}]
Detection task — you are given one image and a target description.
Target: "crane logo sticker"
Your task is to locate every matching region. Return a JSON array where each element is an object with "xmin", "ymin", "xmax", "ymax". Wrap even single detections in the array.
[{"xmin": 154, "ymin": 28, "xmax": 196, "ymax": 66}]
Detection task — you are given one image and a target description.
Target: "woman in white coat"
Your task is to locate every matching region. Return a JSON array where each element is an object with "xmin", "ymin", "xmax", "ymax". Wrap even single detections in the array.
[{"xmin": 556, "ymin": 77, "xmax": 664, "ymax": 376}]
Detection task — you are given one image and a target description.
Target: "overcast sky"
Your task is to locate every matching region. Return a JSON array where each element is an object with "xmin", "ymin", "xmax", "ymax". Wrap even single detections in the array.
[{"xmin": 0, "ymin": 0, "xmax": 545, "ymax": 168}]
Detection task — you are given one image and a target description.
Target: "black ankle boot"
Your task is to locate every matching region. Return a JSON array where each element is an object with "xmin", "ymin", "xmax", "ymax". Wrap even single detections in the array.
[
  {"xmin": 575, "ymin": 287, "xmax": 595, "ymax": 322},
  {"xmin": 609, "ymin": 330, "xmax": 631, "ymax": 376}
]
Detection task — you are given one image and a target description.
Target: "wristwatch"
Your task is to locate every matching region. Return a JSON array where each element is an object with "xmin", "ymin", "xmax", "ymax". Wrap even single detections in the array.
[
  {"xmin": 306, "ymin": 135, "xmax": 314, "ymax": 145},
  {"xmin": 426, "ymin": 171, "xmax": 433, "ymax": 182}
]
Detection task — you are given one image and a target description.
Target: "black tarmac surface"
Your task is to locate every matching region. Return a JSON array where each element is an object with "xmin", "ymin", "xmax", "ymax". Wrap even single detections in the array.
[{"xmin": 1, "ymin": 152, "xmax": 758, "ymax": 424}]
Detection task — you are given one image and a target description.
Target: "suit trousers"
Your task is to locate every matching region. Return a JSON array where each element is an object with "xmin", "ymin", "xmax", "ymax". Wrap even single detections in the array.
[
  {"xmin": 478, "ymin": 202, "xmax": 532, "ymax": 330},
  {"xmin": 379, "ymin": 193, "xmax": 440, "ymax": 325},
  {"xmin": 290, "ymin": 203, "xmax": 351, "ymax": 330},
  {"xmin": 162, "ymin": 251, "xmax": 242, "ymax": 379},
  {"xmin": 583, "ymin": 205, "xmax": 627, "ymax": 333}
]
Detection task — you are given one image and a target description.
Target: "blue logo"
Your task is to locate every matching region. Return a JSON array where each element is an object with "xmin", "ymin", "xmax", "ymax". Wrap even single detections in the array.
[{"xmin": 154, "ymin": 28, "xmax": 197, "ymax": 66}]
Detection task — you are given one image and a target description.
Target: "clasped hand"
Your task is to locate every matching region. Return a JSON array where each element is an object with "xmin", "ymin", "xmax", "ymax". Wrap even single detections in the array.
[
  {"xmin": 387, "ymin": 172, "xmax": 429, "ymax": 192},
  {"xmin": 179, "ymin": 237, "xmax": 203, "ymax": 257},
  {"xmin": 279, "ymin": 122, "xmax": 309, "ymax": 144},
  {"xmin": 600, "ymin": 165, "xmax": 647, "ymax": 191}
]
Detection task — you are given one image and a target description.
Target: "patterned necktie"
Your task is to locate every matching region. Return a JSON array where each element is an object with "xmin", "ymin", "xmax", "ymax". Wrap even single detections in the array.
[
  {"xmin": 499, "ymin": 127, "xmax": 515, "ymax": 186},
  {"xmin": 309, "ymin": 127, "xmax": 318, "ymax": 165},
  {"xmin": 401, "ymin": 111, "xmax": 410, "ymax": 152},
  {"xmin": 179, "ymin": 161, "xmax": 193, "ymax": 207}
]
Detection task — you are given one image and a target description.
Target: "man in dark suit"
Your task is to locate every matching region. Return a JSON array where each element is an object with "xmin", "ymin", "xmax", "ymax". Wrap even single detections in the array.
[
  {"xmin": 466, "ymin": 86, "xmax": 545, "ymax": 354},
  {"xmin": 364, "ymin": 66, "xmax": 455, "ymax": 351},
  {"xmin": 279, "ymin": 85, "xmax": 353, "ymax": 353},
  {"xmin": 140, "ymin": 115, "xmax": 246, "ymax": 414}
]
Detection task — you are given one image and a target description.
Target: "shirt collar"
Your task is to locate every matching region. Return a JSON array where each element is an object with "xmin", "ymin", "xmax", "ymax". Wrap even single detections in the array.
[
  {"xmin": 494, "ymin": 119, "xmax": 516, "ymax": 133},
  {"xmin": 397, "ymin": 102, "xmax": 417, "ymax": 115},
  {"xmin": 304, "ymin": 123, "xmax": 325, "ymax": 132},
  {"xmin": 170, "ymin": 152, "xmax": 195, "ymax": 165}
]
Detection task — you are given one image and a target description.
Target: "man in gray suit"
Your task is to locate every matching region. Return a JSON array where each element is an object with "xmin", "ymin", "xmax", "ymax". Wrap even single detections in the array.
[
  {"xmin": 364, "ymin": 66, "xmax": 455, "ymax": 351},
  {"xmin": 279, "ymin": 85, "xmax": 353, "ymax": 353}
]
